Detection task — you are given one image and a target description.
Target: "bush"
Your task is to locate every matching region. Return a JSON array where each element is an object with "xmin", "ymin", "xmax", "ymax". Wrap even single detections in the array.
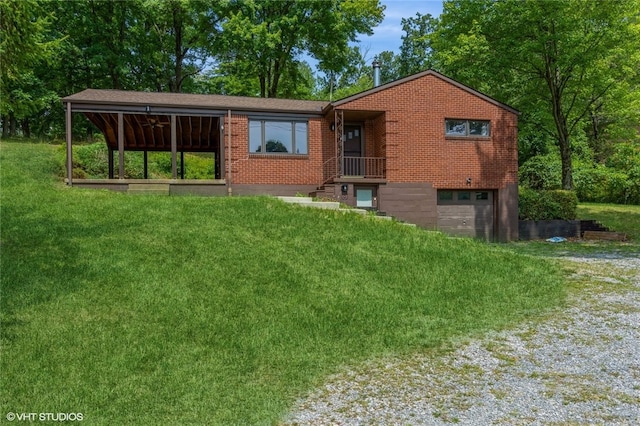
[
  {"xmin": 574, "ymin": 163, "xmax": 640, "ymax": 205},
  {"xmin": 59, "ymin": 144, "xmax": 216, "ymax": 180},
  {"xmin": 519, "ymin": 187, "xmax": 578, "ymax": 220},
  {"xmin": 518, "ymin": 155, "xmax": 561, "ymax": 190}
]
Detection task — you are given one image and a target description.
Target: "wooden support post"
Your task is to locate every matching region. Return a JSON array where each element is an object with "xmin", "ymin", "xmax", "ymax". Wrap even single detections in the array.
[
  {"xmin": 171, "ymin": 115, "xmax": 177, "ymax": 179},
  {"xmin": 118, "ymin": 112, "xmax": 125, "ymax": 179},
  {"xmin": 143, "ymin": 151, "xmax": 148, "ymax": 179},
  {"xmin": 180, "ymin": 151, "xmax": 184, "ymax": 179},
  {"xmin": 108, "ymin": 148, "xmax": 114, "ymax": 179},
  {"xmin": 66, "ymin": 102, "xmax": 73, "ymax": 186},
  {"xmin": 335, "ymin": 109, "xmax": 344, "ymax": 178}
]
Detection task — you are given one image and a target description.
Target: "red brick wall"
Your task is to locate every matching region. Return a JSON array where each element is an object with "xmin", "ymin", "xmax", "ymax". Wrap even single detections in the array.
[
  {"xmin": 334, "ymin": 74, "xmax": 518, "ymax": 191},
  {"xmin": 223, "ymin": 114, "xmax": 325, "ymax": 185}
]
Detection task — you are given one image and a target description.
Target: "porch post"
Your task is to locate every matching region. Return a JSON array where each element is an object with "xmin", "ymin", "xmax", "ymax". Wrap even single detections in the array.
[
  {"xmin": 180, "ymin": 151, "xmax": 184, "ymax": 179},
  {"xmin": 117, "ymin": 112, "xmax": 124, "ymax": 179},
  {"xmin": 334, "ymin": 109, "xmax": 344, "ymax": 178},
  {"xmin": 108, "ymin": 148, "xmax": 114, "ymax": 179},
  {"xmin": 65, "ymin": 102, "xmax": 73, "ymax": 186},
  {"xmin": 143, "ymin": 151, "xmax": 148, "ymax": 179},
  {"xmin": 171, "ymin": 114, "xmax": 177, "ymax": 179}
]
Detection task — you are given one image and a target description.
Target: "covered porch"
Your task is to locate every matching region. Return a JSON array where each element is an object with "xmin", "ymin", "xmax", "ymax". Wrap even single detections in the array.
[
  {"xmin": 62, "ymin": 89, "xmax": 228, "ymax": 192},
  {"xmin": 323, "ymin": 108, "xmax": 387, "ymax": 184}
]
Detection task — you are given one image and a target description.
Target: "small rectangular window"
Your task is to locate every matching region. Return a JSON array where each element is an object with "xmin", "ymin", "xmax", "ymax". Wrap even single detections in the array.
[
  {"xmin": 475, "ymin": 191, "xmax": 489, "ymax": 200},
  {"xmin": 445, "ymin": 120, "xmax": 467, "ymax": 136},
  {"xmin": 445, "ymin": 119, "xmax": 490, "ymax": 137},
  {"xmin": 458, "ymin": 191, "xmax": 471, "ymax": 201},
  {"xmin": 438, "ymin": 191, "xmax": 454, "ymax": 201},
  {"xmin": 469, "ymin": 121, "xmax": 490, "ymax": 136}
]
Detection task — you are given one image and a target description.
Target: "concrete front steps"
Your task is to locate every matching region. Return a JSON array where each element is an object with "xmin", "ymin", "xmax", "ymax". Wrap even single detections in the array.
[{"xmin": 276, "ymin": 196, "xmax": 415, "ymax": 226}]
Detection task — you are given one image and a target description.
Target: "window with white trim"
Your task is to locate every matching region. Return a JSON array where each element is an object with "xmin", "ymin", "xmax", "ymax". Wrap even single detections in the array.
[
  {"xmin": 445, "ymin": 119, "xmax": 490, "ymax": 137},
  {"xmin": 249, "ymin": 119, "xmax": 308, "ymax": 154}
]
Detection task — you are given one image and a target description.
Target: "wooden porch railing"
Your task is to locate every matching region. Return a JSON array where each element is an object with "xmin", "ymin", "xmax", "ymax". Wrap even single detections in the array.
[
  {"xmin": 342, "ymin": 156, "xmax": 386, "ymax": 178},
  {"xmin": 322, "ymin": 156, "xmax": 386, "ymax": 184}
]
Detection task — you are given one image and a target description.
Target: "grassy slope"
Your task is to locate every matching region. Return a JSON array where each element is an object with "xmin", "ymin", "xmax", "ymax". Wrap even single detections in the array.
[
  {"xmin": 577, "ymin": 203, "xmax": 640, "ymax": 241},
  {"xmin": 1, "ymin": 141, "xmax": 565, "ymax": 425}
]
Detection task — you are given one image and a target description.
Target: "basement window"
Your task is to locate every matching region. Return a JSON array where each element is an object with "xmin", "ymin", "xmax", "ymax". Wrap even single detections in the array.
[
  {"xmin": 445, "ymin": 119, "xmax": 490, "ymax": 137},
  {"xmin": 249, "ymin": 120, "xmax": 308, "ymax": 154}
]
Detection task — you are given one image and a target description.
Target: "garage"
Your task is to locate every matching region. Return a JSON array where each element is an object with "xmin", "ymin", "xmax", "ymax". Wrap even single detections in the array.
[{"xmin": 437, "ymin": 190, "xmax": 495, "ymax": 240}]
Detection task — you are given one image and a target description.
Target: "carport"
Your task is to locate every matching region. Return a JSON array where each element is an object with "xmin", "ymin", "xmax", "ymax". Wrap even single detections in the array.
[{"xmin": 62, "ymin": 89, "xmax": 228, "ymax": 193}]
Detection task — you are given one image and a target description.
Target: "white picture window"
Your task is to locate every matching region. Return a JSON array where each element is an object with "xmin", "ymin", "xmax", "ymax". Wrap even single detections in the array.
[{"xmin": 249, "ymin": 119, "xmax": 308, "ymax": 154}]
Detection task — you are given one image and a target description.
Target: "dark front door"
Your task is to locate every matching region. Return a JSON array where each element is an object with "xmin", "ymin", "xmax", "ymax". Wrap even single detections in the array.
[{"xmin": 343, "ymin": 124, "xmax": 363, "ymax": 176}]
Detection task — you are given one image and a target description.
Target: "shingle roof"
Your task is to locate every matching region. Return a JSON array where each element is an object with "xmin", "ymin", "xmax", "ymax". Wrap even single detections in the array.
[
  {"xmin": 62, "ymin": 89, "xmax": 329, "ymax": 115},
  {"xmin": 331, "ymin": 69, "xmax": 520, "ymax": 115}
]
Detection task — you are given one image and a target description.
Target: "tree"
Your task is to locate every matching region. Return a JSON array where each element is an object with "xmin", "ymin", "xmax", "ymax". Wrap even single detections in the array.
[
  {"xmin": 216, "ymin": 0, "xmax": 384, "ymax": 98},
  {"xmin": 398, "ymin": 12, "xmax": 436, "ymax": 76},
  {"xmin": 0, "ymin": 0, "xmax": 60, "ymax": 137},
  {"xmin": 129, "ymin": 0, "xmax": 223, "ymax": 93},
  {"xmin": 316, "ymin": 46, "xmax": 373, "ymax": 100},
  {"xmin": 432, "ymin": 0, "xmax": 640, "ymax": 190}
]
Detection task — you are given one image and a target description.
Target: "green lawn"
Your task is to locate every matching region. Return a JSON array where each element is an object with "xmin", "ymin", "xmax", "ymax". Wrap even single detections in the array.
[
  {"xmin": 578, "ymin": 203, "xmax": 640, "ymax": 241},
  {"xmin": 1, "ymin": 141, "xmax": 565, "ymax": 425}
]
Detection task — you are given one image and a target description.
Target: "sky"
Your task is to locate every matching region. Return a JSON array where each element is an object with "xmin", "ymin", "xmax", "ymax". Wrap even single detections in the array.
[{"xmin": 358, "ymin": 0, "xmax": 444, "ymax": 61}]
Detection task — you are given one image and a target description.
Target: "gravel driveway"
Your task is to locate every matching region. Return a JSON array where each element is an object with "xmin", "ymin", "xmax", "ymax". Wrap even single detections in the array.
[{"xmin": 284, "ymin": 254, "xmax": 640, "ymax": 425}]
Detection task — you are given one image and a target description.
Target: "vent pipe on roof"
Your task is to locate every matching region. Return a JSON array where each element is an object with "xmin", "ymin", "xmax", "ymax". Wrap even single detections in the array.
[{"xmin": 372, "ymin": 58, "xmax": 381, "ymax": 87}]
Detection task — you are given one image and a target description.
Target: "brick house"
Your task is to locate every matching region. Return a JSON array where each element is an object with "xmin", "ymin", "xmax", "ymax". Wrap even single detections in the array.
[{"xmin": 63, "ymin": 69, "xmax": 519, "ymax": 241}]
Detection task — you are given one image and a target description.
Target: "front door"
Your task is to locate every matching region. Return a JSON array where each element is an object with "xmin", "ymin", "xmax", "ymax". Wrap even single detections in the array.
[{"xmin": 343, "ymin": 124, "xmax": 363, "ymax": 176}]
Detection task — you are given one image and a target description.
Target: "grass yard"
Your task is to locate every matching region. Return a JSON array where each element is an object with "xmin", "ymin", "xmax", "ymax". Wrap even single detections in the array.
[
  {"xmin": 512, "ymin": 203, "xmax": 640, "ymax": 258},
  {"xmin": 578, "ymin": 203, "xmax": 640, "ymax": 241},
  {"xmin": 1, "ymin": 141, "xmax": 565, "ymax": 425}
]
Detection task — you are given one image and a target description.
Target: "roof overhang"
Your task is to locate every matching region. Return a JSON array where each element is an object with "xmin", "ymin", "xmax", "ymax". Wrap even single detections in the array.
[
  {"xmin": 62, "ymin": 89, "xmax": 331, "ymax": 154},
  {"xmin": 329, "ymin": 69, "xmax": 520, "ymax": 115}
]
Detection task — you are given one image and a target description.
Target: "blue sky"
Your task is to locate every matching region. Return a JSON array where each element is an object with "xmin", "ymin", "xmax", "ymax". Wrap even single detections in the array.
[{"xmin": 358, "ymin": 0, "xmax": 444, "ymax": 60}]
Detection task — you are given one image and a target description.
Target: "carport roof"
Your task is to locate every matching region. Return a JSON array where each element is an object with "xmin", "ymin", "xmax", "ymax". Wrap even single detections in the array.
[{"xmin": 62, "ymin": 89, "xmax": 329, "ymax": 115}]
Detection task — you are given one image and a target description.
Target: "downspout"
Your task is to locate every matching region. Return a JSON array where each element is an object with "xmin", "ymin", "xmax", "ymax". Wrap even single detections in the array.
[
  {"xmin": 227, "ymin": 109, "xmax": 232, "ymax": 196},
  {"xmin": 66, "ymin": 102, "xmax": 73, "ymax": 186}
]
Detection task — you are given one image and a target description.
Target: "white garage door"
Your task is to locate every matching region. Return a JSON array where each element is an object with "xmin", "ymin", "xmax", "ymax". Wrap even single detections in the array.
[{"xmin": 437, "ymin": 190, "xmax": 494, "ymax": 240}]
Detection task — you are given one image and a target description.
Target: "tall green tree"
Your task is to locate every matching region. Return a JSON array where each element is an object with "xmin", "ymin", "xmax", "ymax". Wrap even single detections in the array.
[
  {"xmin": 432, "ymin": 0, "xmax": 640, "ymax": 190},
  {"xmin": 398, "ymin": 12, "xmax": 436, "ymax": 76},
  {"xmin": 0, "ymin": 0, "xmax": 60, "ymax": 137},
  {"xmin": 130, "ymin": 0, "xmax": 224, "ymax": 92},
  {"xmin": 216, "ymin": 0, "xmax": 384, "ymax": 98}
]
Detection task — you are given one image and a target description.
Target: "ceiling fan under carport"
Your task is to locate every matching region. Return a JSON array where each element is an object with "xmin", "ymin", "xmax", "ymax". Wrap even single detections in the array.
[{"xmin": 141, "ymin": 116, "xmax": 170, "ymax": 129}]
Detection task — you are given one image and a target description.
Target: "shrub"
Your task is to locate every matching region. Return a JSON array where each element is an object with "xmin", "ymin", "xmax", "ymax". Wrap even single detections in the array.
[
  {"xmin": 518, "ymin": 155, "xmax": 561, "ymax": 190},
  {"xmin": 519, "ymin": 187, "xmax": 578, "ymax": 220},
  {"xmin": 59, "ymin": 144, "xmax": 216, "ymax": 180},
  {"xmin": 574, "ymin": 163, "xmax": 640, "ymax": 205}
]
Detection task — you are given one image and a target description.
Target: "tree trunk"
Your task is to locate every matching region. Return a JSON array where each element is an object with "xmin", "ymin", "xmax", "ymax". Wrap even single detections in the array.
[
  {"xmin": 21, "ymin": 118, "xmax": 31, "ymax": 138},
  {"xmin": 9, "ymin": 113, "xmax": 17, "ymax": 137},
  {"xmin": 546, "ymin": 65, "xmax": 573, "ymax": 190},
  {"xmin": 171, "ymin": 3, "xmax": 183, "ymax": 93},
  {"xmin": 558, "ymin": 133, "xmax": 573, "ymax": 190},
  {"xmin": 1, "ymin": 115, "xmax": 7, "ymax": 139}
]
